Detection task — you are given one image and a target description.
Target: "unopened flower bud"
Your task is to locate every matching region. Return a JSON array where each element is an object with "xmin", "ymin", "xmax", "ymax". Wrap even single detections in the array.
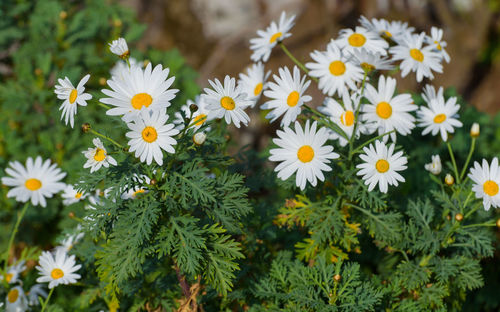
[
  {"xmin": 189, "ymin": 104, "xmax": 198, "ymax": 113},
  {"xmin": 99, "ymin": 77, "xmax": 107, "ymax": 86},
  {"xmin": 193, "ymin": 132, "xmax": 206, "ymax": 145},
  {"xmin": 82, "ymin": 123, "xmax": 91, "ymax": 133},
  {"xmin": 150, "ymin": 179, "xmax": 157, "ymax": 186},
  {"xmin": 68, "ymin": 212, "xmax": 75, "ymax": 218},
  {"xmin": 455, "ymin": 213, "xmax": 463, "ymax": 222},
  {"xmin": 445, "ymin": 174, "xmax": 454, "ymax": 186},
  {"xmin": 108, "ymin": 37, "xmax": 129, "ymax": 60},
  {"xmin": 59, "ymin": 11, "xmax": 68, "ymax": 19},
  {"xmin": 496, "ymin": 219, "xmax": 500, "ymax": 228},
  {"xmin": 424, "ymin": 155, "xmax": 442, "ymax": 175},
  {"xmin": 333, "ymin": 274, "xmax": 341, "ymax": 282},
  {"xmin": 470, "ymin": 123, "xmax": 480, "ymax": 138}
]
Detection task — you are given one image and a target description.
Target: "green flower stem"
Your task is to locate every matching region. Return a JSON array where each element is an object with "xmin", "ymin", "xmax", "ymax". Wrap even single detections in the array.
[
  {"xmin": 278, "ymin": 43, "xmax": 318, "ymax": 83},
  {"xmin": 446, "ymin": 142, "xmax": 460, "ymax": 184},
  {"xmin": 459, "ymin": 137, "xmax": 476, "ymax": 181},
  {"xmin": 89, "ymin": 129, "xmax": 123, "ymax": 149},
  {"xmin": 3, "ymin": 202, "xmax": 29, "ymax": 272},
  {"xmin": 98, "ymin": 102, "xmax": 110, "ymax": 110},
  {"xmin": 348, "ymin": 72, "xmax": 368, "ymax": 161},
  {"xmin": 41, "ymin": 287, "xmax": 55, "ymax": 312},
  {"xmin": 351, "ymin": 130, "xmax": 396, "ymax": 156},
  {"xmin": 463, "ymin": 202, "xmax": 482, "ymax": 220},
  {"xmin": 462, "ymin": 222, "xmax": 497, "ymax": 229}
]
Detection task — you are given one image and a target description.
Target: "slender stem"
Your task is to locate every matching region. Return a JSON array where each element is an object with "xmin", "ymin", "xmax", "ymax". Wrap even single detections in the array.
[
  {"xmin": 447, "ymin": 142, "xmax": 460, "ymax": 184},
  {"xmin": 348, "ymin": 72, "xmax": 368, "ymax": 161},
  {"xmin": 126, "ymin": 57, "xmax": 131, "ymax": 68},
  {"xmin": 98, "ymin": 102, "xmax": 110, "ymax": 110},
  {"xmin": 3, "ymin": 202, "xmax": 29, "ymax": 272},
  {"xmin": 41, "ymin": 287, "xmax": 55, "ymax": 312},
  {"xmin": 279, "ymin": 43, "xmax": 319, "ymax": 83},
  {"xmin": 89, "ymin": 129, "xmax": 123, "ymax": 149},
  {"xmin": 460, "ymin": 138, "xmax": 476, "ymax": 181},
  {"xmin": 464, "ymin": 202, "xmax": 482, "ymax": 219},
  {"xmin": 351, "ymin": 130, "xmax": 396, "ymax": 155},
  {"xmin": 463, "ymin": 222, "xmax": 497, "ymax": 229},
  {"xmin": 462, "ymin": 190, "xmax": 474, "ymax": 212}
]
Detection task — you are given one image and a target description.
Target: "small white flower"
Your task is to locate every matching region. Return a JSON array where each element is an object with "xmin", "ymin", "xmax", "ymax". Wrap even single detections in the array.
[
  {"xmin": 468, "ymin": 157, "xmax": 500, "ymax": 210},
  {"xmin": 421, "ymin": 84, "xmax": 444, "ymax": 104},
  {"xmin": 173, "ymin": 96, "xmax": 212, "ymax": 131},
  {"xmin": 36, "ymin": 249, "xmax": 81, "ymax": 289},
  {"xmin": 356, "ymin": 140, "xmax": 407, "ymax": 193},
  {"xmin": 203, "ymin": 75, "xmax": 252, "ymax": 128},
  {"xmin": 121, "ymin": 175, "xmax": 150, "ymax": 200},
  {"xmin": 349, "ymin": 49, "xmax": 394, "ymax": 72},
  {"xmin": 126, "ymin": 110, "xmax": 179, "ymax": 166},
  {"xmin": 417, "ymin": 91, "xmax": 462, "ymax": 142},
  {"xmin": 55, "ymin": 231, "xmax": 85, "ymax": 254},
  {"xmin": 82, "ymin": 138, "xmax": 117, "ymax": 173},
  {"xmin": 108, "ymin": 37, "xmax": 129, "ymax": 58},
  {"xmin": 5, "ymin": 286, "xmax": 28, "ymax": 312},
  {"xmin": 1, "ymin": 261, "xmax": 26, "ymax": 284},
  {"xmin": 269, "ymin": 121, "xmax": 339, "ymax": 190},
  {"xmin": 61, "ymin": 184, "xmax": 86, "ymax": 206},
  {"xmin": 249, "ymin": 11, "xmax": 296, "ymax": 62},
  {"xmin": 359, "ymin": 16, "xmax": 415, "ymax": 43},
  {"xmin": 110, "ymin": 57, "xmax": 141, "ymax": 80},
  {"xmin": 238, "ymin": 62, "xmax": 271, "ymax": 107},
  {"xmin": 337, "ymin": 26, "xmax": 389, "ymax": 56},
  {"xmin": 193, "ymin": 132, "xmax": 207, "ymax": 145},
  {"xmin": 470, "ymin": 122, "xmax": 480, "ymax": 138},
  {"xmin": 262, "ymin": 66, "xmax": 312, "ymax": 127},
  {"xmin": 425, "ymin": 27, "xmax": 450, "ymax": 63},
  {"xmin": 54, "ymin": 74, "xmax": 92, "ymax": 128},
  {"xmin": 424, "ymin": 155, "xmax": 442, "ymax": 175},
  {"xmin": 2, "ymin": 156, "xmax": 66, "ymax": 207},
  {"xmin": 27, "ymin": 284, "xmax": 47, "ymax": 306}
]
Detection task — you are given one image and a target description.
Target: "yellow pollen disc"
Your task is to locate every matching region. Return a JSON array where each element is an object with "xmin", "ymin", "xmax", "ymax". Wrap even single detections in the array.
[
  {"xmin": 69, "ymin": 89, "xmax": 78, "ymax": 104},
  {"xmin": 376, "ymin": 101, "xmax": 392, "ymax": 119},
  {"xmin": 5, "ymin": 273, "xmax": 13, "ymax": 283},
  {"xmin": 220, "ymin": 96, "xmax": 235, "ymax": 110},
  {"xmin": 376, "ymin": 159, "xmax": 390, "ymax": 173},
  {"xmin": 269, "ymin": 32, "xmax": 282, "ymax": 44},
  {"xmin": 131, "ymin": 93, "xmax": 153, "ymax": 110},
  {"xmin": 287, "ymin": 91, "xmax": 300, "ymax": 107},
  {"xmin": 142, "ymin": 126, "xmax": 158, "ymax": 143},
  {"xmin": 75, "ymin": 192, "xmax": 83, "ymax": 199},
  {"xmin": 348, "ymin": 33, "xmax": 366, "ymax": 47},
  {"xmin": 297, "ymin": 145, "xmax": 314, "ymax": 163},
  {"xmin": 193, "ymin": 114, "xmax": 207, "ymax": 127},
  {"xmin": 434, "ymin": 41, "xmax": 442, "ymax": 50},
  {"xmin": 340, "ymin": 110, "xmax": 355, "ymax": 126},
  {"xmin": 329, "ymin": 60, "xmax": 346, "ymax": 76},
  {"xmin": 384, "ymin": 31, "xmax": 393, "ymax": 37},
  {"xmin": 133, "ymin": 189, "xmax": 145, "ymax": 198},
  {"xmin": 433, "ymin": 114, "xmax": 447, "ymax": 124},
  {"xmin": 7, "ymin": 288, "xmax": 18, "ymax": 303},
  {"xmin": 360, "ymin": 62, "xmax": 375, "ymax": 72},
  {"xmin": 51, "ymin": 268, "xmax": 64, "ymax": 279},
  {"xmin": 94, "ymin": 148, "xmax": 106, "ymax": 161},
  {"xmin": 483, "ymin": 180, "xmax": 499, "ymax": 196},
  {"xmin": 410, "ymin": 48, "xmax": 424, "ymax": 62},
  {"xmin": 25, "ymin": 178, "xmax": 42, "ymax": 191},
  {"xmin": 254, "ymin": 82, "xmax": 263, "ymax": 96}
]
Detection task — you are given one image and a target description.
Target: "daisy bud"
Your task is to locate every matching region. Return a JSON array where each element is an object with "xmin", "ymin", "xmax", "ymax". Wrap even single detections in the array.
[
  {"xmin": 99, "ymin": 77, "xmax": 107, "ymax": 86},
  {"xmin": 81, "ymin": 123, "xmax": 91, "ymax": 133},
  {"xmin": 59, "ymin": 11, "xmax": 67, "ymax": 19},
  {"xmin": 150, "ymin": 179, "xmax": 157, "ymax": 186},
  {"xmin": 424, "ymin": 155, "xmax": 442, "ymax": 175},
  {"xmin": 496, "ymin": 219, "xmax": 500, "ymax": 228},
  {"xmin": 470, "ymin": 123, "xmax": 480, "ymax": 138},
  {"xmin": 455, "ymin": 213, "xmax": 463, "ymax": 222},
  {"xmin": 109, "ymin": 37, "xmax": 129, "ymax": 60},
  {"xmin": 193, "ymin": 132, "xmax": 206, "ymax": 145},
  {"xmin": 333, "ymin": 274, "xmax": 342, "ymax": 282},
  {"xmin": 189, "ymin": 103, "xmax": 198, "ymax": 113},
  {"xmin": 68, "ymin": 212, "xmax": 75, "ymax": 218},
  {"xmin": 445, "ymin": 173, "xmax": 454, "ymax": 186}
]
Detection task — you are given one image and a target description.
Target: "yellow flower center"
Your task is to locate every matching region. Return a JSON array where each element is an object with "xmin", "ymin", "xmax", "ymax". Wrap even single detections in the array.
[
  {"xmin": 434, "ymin": 41, "xmax": 442, "ymax": 50},
  {"xmin": 131, "ymin": 93, "xmax": 153, "ymax": 110},
  {"xmin": 376, "ymin": 159, "xmax": 390, "ymax": 173},
  {"xmin": 193, "ymin": 114, "xmax": 207, "ymax": 127},
  {"xmin": 329, "ymin": 61, "xmax": 346, "ymax": 76},
  {"xmin": 287, "ymin": 91, "xmax": 300, "ymax": 107},
  {"xmin": 94, "ymin": 148, "xmax": 106, "ymax": 161},
  {"xmin": 133, "ymin": 189, "xmax": 145, "ymax": 198},
  {"xmin": 376, "ymin": 101, "xmax": 392, "ymax": 119},
  {"xmin": 254, "ymin": 82, "xmax": 263, "ymax": 96},
  {"xmin": 483, "ymin": 180, "xmax": 499, "ymax": 196},
  {"xmin": 433, "ymin": 114, "xmax": 447, "ymax": 124},
  {"xmin": 410, "ymin": 48, "xmax": 424, "ymax": 62},
  {"xmin": 141, "ymin": 126, "xmax": 158, "ymax": 143},
  {"xmin": 340, "ymin": 110, "xmax": 355, "ymax": 126},
  {"xmin": 269, "ymin": 32, "xmax": 282, "ymax": 44},
  {"xmin": 220, "ymin": 96, "xmax": 235, "ymax": 110},
  {"xmin": 360, "ymin": 62, "xmax": 375, "ymax": 72},
  {"xmin": 69, "ymin": 89, "xmax": 78, "ymax": 104},
  {"xmin": 7, "ymin": 288, "xmax": 18, "ymax": 303},
  {"xmin": 5, "ymin": 273, "xmax": 13, "ymax": 283},
  {"xmin": 51, "ymin": 268, "xmax": 64, "ymax": 279},
  {"xmin": 75, "ymin": 192, "xmax": 83, "ymax": 199},
  {"xmin": 25, "ymin": 178, "xmax": 42, "ymax": 191},
  {"xmin": 297, "ymin": 145, "xmax": 314, "ymax": 163},
  {"xmin": 383, "ymin": 30, "xmax": 393, "ymax": 37},
  {"xmin": 348, "ymin": 33, "xmax": 366, "ymax": 47}
]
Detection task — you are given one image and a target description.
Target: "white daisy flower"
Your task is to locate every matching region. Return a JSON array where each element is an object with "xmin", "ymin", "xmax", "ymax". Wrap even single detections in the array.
[
  {"xmin": 359, "ymin": 16, "xmax": 415, "ymax": 43},
  {"xmin": 121, "ymin": 175, "xmax": 150, "ymax": 200},
  {"xmin": 425, "ymin": 27, "xmax": 450, "ymax": 63},
  {"xmin": 421, "ymin": 84, "xmax": 444, "ymax": 104},
  {"xmin": 126, "ymin": 110, "xmax": 179, "ymax": 166},
  {"xmin": 360, "ymin": 75, "xmax": 417, "ymax": 142},
  {"xmin": 356, "ymin": 140, "xmax": 407, "ymax": 193},
  {"xmin": 82, "ymin": 138, "xmax": 117, "ymax": 173},
  {"xmin": 468, "ymin": 157, "xmax": 500, "ymax": 210},
  {"xmin": 417, "ymin": 92, "xmax": 462, "ymax": 141},
  {"xmin": 36, "ymin": 249, "xmax": 81, "ymax": 289},
  {"xmin": 108, "ymin": 37, "xmax": 129, "ymax": 59},
  {"xmin": 27, "ymin": 284, "xmax": 47, "ymax": 306},
  {"xmin": 238, "ymin": 62, "xmax": 271, "ymax": 107},
  {"xmin": 55, "ymin": 231, "xmax": 85, "ymax": 253},
  {"xmin": 109, "ymin": 57, "xmax": 141, "ymax": 79},
  {"xmin": 269, "ymin": 121, "xmax": 339, "ymax": 190},
  {"xmin": 349, "ymin": 49, "xmax": 394, "ymax": 72},
  {"xmin": 203, "ymin": 75, "xmax": 252, "ymax": 128},
  {"xmin": 424, "ymin": 154, "xmax": 442, "ymax": 175},
  {"xmin": 262, "ymin": 66, "xmax": 312, "ymax": 127},
  {"xmin": 1, "ymin": 261, "xmax": 26, "ymax": 284},
  {"xmin": 54, "ymin": 74, "xmax": 92, "ymax": 128},
  {"xmin": 101, "ymin": 63, "xmax": 179, "ymax": 122},
  {"xmin": 337, "ymin": 26, "xmax": 389, "ymax": 56},
  {"xmin": 249, "ymin": 11, "xmax": 296, "ymax": 62},
  {"xmin": 61, "ymin": 184, "xmax": 86, "ymax": 206},
  {"xmin": 390, "ymin": 32, "xmax": 443, "ymax": 82},
  {"xmin": 5, "ymin": 286, "xmax": 28, "ymax": 312},
  {"xmin": 173, "ymin": 95, "xmax": 211, "ymax": 131},
  {"xmin": 306, "ymin": 41, "xmax": 364, "ymax": 97},
  {"xmin": 2, "ymin": 156, "xmax": 66, "ymax": 207}
]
